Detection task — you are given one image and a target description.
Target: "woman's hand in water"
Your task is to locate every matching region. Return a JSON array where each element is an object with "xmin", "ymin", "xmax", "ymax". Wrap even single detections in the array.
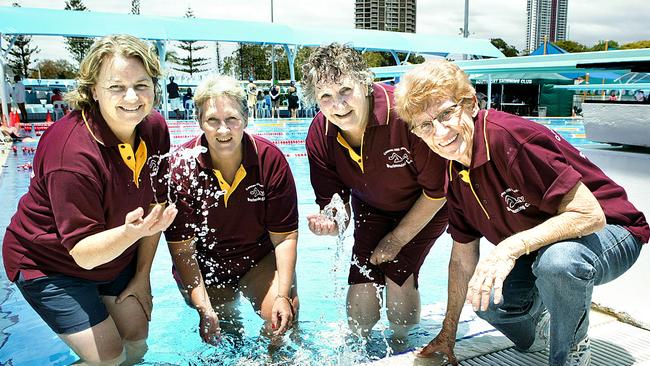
[
  {"xmin": 307, "ymin": 213, "xmax": 339, "ymax": 236},
  {"xmin": 198, "ymin": 309, "xmax": 221, "ymax": 345},
  {"xmin": 271, "ymin": 295, "xmax": 295, "ymax": 336},
  {"xmin": 370, "ymin": 231, "xmax": 406, "ymax": 265},
  {"xmin": 124, "ymin": 203, "xmax": 178, "ymax": 239}
]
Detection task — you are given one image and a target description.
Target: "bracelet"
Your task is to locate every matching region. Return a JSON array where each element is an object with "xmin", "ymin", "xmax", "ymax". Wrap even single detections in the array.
[{"xmin": 276, "ymin": 295, "xmax": 295, "ymax": 317}]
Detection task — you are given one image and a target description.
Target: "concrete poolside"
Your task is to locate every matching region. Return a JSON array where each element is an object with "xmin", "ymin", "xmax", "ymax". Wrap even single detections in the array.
[{"xmin": 371, "ymin": 145, "xmax": 650, "ymax": 366}]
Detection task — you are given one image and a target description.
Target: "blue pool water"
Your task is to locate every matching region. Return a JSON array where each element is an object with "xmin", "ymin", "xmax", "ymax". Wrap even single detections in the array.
[{"xmin": 0, "ymin": 117, "xmax": 594, "ymax": 365}]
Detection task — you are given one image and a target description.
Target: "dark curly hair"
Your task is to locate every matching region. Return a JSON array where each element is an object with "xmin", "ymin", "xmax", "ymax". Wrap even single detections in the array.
[{"xmin": 300, "ymin": 43, "xmax": 374, "ymax": 105}]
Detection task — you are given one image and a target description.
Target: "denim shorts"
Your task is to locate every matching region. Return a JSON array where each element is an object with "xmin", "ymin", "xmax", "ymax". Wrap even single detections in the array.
[{"xmin": 15, "ymin": 262, "xmax": 135, "ymax": 335}]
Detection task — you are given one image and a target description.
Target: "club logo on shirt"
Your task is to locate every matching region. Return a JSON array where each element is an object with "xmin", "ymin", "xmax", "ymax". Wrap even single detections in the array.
[
  {"xmin": 383, "ymin": 147, "xmax": 413, "ymax": 168},
  {"xmin": 501, "ymin": 188, "xmax": 530, "ymax": 213},
  {"xmin": 246, "ymin": 183, "xmax": 265, "ymax": 202}
]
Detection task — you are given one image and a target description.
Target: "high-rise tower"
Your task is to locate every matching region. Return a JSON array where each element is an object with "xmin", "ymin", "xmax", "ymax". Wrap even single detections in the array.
[
  {"xmin": 526, "ymin": 0, "xmax": 568, "ymax": 53},
  {"xmin": 355, "ymin": 0, "xmax": 417, "ymax": 33}
]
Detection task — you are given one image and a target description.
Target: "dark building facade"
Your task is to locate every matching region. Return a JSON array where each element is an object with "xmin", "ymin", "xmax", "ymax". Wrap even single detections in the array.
[
  {"xmin": 526, "ymin": 0, "xmax": 568, "ymax": 53},
  {"xmin": 355, "ymin": 0, "xmax": 416, "ymax": 33}
]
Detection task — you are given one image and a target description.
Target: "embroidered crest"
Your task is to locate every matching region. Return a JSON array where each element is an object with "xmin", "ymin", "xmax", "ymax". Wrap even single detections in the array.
[
  {"xmin": 383, "ymin": 147, "xmax": 413, "ymax": 168},
  {"xmin": 501, "ymin": 188, "xmax": 530, "ymax": 213}
]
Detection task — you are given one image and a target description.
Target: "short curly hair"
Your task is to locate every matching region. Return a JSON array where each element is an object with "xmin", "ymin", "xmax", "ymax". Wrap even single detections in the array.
[
  {"xmin": 395, "ymin": 60, "xmax": 475, "ymax": 125},
  {"xmin": 65, "ymin": 34, "xmax": 161, "ymax": 113},
  {"xmin": 301, "ymin": 43, "xmax": 374, "ymax": 105}
]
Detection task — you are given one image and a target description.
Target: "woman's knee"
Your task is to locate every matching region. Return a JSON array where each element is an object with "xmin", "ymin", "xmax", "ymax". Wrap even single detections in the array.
[{"xmin": 533, "ymin": 242, "xmax": 596, "ymax": 282}]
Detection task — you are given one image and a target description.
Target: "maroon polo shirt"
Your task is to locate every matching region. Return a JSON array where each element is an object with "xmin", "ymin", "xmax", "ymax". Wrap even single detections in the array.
[
  {"xmin": 306, "ymin": 83, "xmax": 448, "ymax": 214},
  {"xmin": 164, "ymin": 133, "xmax": 298, "ymax": 283},
  {"xmin": 447, "ymin": 109, "xmax": 650, "ymax": 246},
  {"xmin": 3, "ymin": 109, "xmax": 170, "ymax": 282}
]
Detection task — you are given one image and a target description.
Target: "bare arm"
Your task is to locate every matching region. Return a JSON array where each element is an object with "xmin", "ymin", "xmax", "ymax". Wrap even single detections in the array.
[
  {"xmin": 370, "ymin": 193, "xmax": 446, "ymax": 265},
  {"xmin": 269, "ymin": 230, "xmax": 298, "ymax": 335},
  {"xmin": 419, "ymin": 240, "xmax": 480, "ymax": 363},
  {"xmin": 468, "ymin": 181, "xmax": 606, "ymax": 310},
  {"xmin": 168, "ymin": 238, "xmax": 221, "ymax": 344},
  {"xmin": 70, "ymin": 204, "xmax": 177, "ymax": 270}
]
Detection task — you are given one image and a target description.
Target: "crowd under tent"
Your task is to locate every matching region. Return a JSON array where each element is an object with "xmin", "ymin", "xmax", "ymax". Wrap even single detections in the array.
[{"xmin": 0, "ymin": 6, "xmax": 503, "ymax": 120}]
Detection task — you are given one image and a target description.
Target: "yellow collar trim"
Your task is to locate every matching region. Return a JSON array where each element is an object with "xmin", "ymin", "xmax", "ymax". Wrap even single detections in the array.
[
  {"xmin": 458, "ymin": 168, "xmax": 490, "ymax": 220},
  {"xmin": 336, "ymin": 132, "xmax": 364, "ymax": 172},
  {"xmin": 483, "ymin": 109, "xmax": 491, "ymax": 162},
  {"xmin": 82, "ymin": 110, "xmax": 104, "ymax": 146},
  {"xmin": 118, "ymin": 139, "xmax": 148, "ymax": 188},
  {"xmin": 213, "ymin": 164, "xmax": 247, "ymax": 208}
]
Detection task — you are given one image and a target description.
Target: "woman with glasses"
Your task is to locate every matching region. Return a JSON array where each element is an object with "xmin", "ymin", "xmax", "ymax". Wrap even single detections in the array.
[
  {"xmin": 395, "ymin": 60, "xmax": 648, "ymax": 366},
  {"xmin": 3, "ymin": 35, "xmax": 178, "ymax": 365},
  {"xmin": 301, "ymin": 44, "xmax": 448, "ymax": 339},
  {"xmin": 164, "ymin": 75, "xmax": 299, "ymax": 344}
]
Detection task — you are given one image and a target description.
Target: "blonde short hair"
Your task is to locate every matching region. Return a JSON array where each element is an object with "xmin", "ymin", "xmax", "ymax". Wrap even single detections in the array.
[
  {"xmin": 394, "ymin": 60, "xmax": 475, "ymax": 124},
  {"xmin": 193, "ymin": 75, "xmax": 248, "ymax": 125},
  {"xmin": 65, "ymin": 34, "xmax": 162, "ymax": 112},
  {"xmin": 301, "ymin": 43, "xmax": 374, "ymax": 105}
]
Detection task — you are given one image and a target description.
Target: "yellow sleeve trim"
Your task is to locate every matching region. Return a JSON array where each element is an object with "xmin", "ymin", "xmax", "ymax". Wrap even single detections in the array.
[
  {"xmin": 269, "ymin": 229, "xmax": 299, "ymax": 235},
  {"xmin": 150, "ymin": 201, "xmax": 168, "ymax": 207},
  {"xmin": 423, "ymin": 191, "xmax": 446, "ymax": 200}
]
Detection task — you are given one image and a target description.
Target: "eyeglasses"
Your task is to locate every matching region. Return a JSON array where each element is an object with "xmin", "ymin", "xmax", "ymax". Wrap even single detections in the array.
[{"xmin": 410, "ymin": 100, "xmax": 467, "ymax": 138}]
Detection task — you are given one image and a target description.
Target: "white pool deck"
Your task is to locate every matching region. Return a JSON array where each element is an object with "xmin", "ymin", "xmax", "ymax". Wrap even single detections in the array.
[{"xmin": 371, "ymin": 146, "xmax": 650, "ymax": 366}]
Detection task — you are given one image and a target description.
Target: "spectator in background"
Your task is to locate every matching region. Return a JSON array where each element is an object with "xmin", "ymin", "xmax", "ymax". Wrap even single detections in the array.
[
  {"xmin": 256, "ymin": 90, "xmax": 265, "ymax": 118},
  {"xmin": 634, "ymin": 90, "xmax": 645, "ymax": 102},
  {"xmin": 270, "ymin": 83, "xmax": 281, "ymax": 119},
  {"xmin": 167, "ymin": 76, "xmax": 181, "ymax": 119},
  {"xmin": 0, "ymin": 78, "xmax": 11, "ymax": 125},
  {"xmin": 13, "ymin": 75, "xmax": 28, "ymax": 124},
  {"xmin": 264, "ymin": 89, "xmax": 272, "ymax": 118},
  {"xmin": 50, "ymin": 88, "xmax": 68, "ymax": 121},
  {"xmin": 287, "ymin": 82, "xmax": 299, "ymax": 119},
  {"xmin": 609, "ymin": 91, "xmax": 618, "ymax": 101},
  {"xmin": 183, "ymin": 88, "xmax": 195, "ymax": 120},
  {"xmin": 247, "ymin": 77, "xmax": 258, "ymax": 118}
]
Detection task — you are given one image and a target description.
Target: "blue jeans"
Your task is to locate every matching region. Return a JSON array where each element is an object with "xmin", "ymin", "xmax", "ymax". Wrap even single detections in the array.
[{"xmin": 476, "ymin": 225, "xmax": 642, "ymax": 366}]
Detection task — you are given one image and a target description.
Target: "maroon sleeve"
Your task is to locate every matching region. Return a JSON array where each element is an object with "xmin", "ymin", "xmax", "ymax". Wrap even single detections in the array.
[
  {"xmin": 507, "ymin": 132, "xmax": 582, "ymax": 215},
  {"xmin": 164, "ymin": 159, "xmax": 198, "ymax": 242},
  {"xmin": 410, "ymin": 133, "xmax": 447, "ymax": 199},
  {"xmin": 305, "ymin": 117, "xmax": 351, "ymax": 209},
  {"xmin": 446, "ymin": 186, "xmax": 483, "ymax": 244},
  {"xmin": 264, "ymin": 153, "xmax": 299, "ymax": 233},
  {"xmin": 46, "ymin": 170, "xmax": 106, "ymax": 251}
]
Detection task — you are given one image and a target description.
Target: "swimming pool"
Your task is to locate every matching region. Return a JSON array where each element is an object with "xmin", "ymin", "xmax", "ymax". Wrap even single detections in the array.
[{"xmin": 0, "ymin": 117, "xmax": 596, "ymax": 365}]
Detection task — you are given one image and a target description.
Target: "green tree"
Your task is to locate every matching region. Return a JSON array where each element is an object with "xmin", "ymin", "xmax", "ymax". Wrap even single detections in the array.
[
  {"xmin": 29, "ymin": 59, "xmax": 77, "ymax": 79},
  {"xmin": 490, "ymin": 38, "xmax": 519, "ymax": 57},
  {"xmin": 362, "ymin": 52, "xmax": 385, "ymax": 68},
  {"xmin": 3, "ymin": 2, "xmax": 40, "ymax": 77},
  {"xmin": 131, "ymin": 0, "xmax": 140, "ymax": 14},
  {"xmin": 276, "ymin": 47, "xmax": 313, "ymax": 81},
  {"xmin": 223, "ymin": 44, "xmax": 271, "ymax": 80},
  {"xmin": 64, "ymin": 0, "xmax": 94, "ymax": 65},
  {"xmin": 172, "ymin": 7, "xmax": 209, "ymax": 76},
  {"xmin": 360, "ymin": 51, "xmax": 424, "ymax": 67},
  {"xmin": 620, "ymin": 40, "xmax": 650, "ymax": 49},
  {"xmin": 590, "ymin": 40, "xmax": 620, "ymax": 51},
  {"xmin": 554, "ymin": 40, "xmax": 588, "ymax": 53}
]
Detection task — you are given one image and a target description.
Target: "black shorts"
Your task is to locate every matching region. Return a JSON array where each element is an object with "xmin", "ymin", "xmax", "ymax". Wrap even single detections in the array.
[{"xmin": 15, "ymin": 262, "xmax": 135, "ymax": 334}]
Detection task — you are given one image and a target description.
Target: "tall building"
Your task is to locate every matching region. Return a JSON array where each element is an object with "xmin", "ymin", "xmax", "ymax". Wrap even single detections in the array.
[
  {"xmin": 355, "ymin": 0, "xmax": 417, "ymax": 33},
  {"xmin": 526, "ymin": 0, "xmax": 568, "ymax": 53}
]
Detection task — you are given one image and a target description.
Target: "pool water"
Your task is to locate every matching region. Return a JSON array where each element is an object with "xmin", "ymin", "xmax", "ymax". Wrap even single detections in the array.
[{"xmin": 0, "ymin": 117, "xmax": 594, "ymax": 365}]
